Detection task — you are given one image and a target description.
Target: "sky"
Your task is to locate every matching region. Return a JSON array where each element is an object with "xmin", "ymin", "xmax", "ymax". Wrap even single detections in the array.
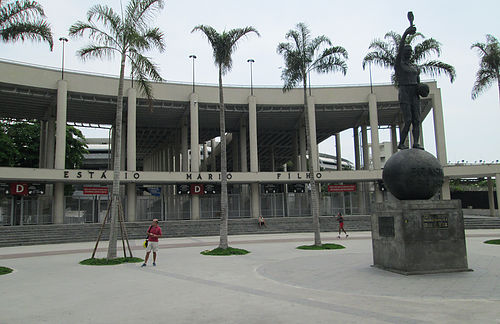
[{"xmin": 1, "ymin": 0, "xmax": 499, "ymax": 165}]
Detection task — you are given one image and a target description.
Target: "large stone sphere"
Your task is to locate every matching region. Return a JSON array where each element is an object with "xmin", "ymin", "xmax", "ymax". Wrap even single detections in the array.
[{"xmin": 382, "ymin": 149, "xmax": 444, "ymax": 200}]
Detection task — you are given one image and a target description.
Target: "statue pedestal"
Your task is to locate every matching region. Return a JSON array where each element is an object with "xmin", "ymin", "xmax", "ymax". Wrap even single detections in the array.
[{"xmin": 371, "ymin": 200, "xmax": 471, "ymax": 275}]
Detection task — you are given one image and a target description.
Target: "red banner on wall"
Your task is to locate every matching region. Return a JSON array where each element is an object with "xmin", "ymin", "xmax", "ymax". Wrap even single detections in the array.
[
  {"xmin": 83, "ymin": 187, "xmax": 109, "ymax": 195},
  {"xmin": 327, "ymin": 184, "xmax": 357, "ymax": 192}
]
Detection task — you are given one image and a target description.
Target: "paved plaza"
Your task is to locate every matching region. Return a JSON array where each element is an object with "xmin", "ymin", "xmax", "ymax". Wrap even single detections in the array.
[{"xmin": 1, "ymin": 230, "xmax": 500, "ymax": 323}]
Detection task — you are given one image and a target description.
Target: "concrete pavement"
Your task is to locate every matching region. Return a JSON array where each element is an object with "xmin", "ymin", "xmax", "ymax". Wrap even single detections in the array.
[{"xmin": 1, "ymin": 230, "xmax": 500, "ymax": 323}]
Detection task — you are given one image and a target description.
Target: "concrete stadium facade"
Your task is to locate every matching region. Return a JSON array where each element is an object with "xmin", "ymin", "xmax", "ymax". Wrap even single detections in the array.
[{"xmin": 0, "ymin": 59, "xmax": 499, "ymax": 225}]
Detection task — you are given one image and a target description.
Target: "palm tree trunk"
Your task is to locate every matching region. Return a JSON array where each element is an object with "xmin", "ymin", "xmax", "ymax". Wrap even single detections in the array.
[
  {"xmin": 219, "ymin": 65, "xmax": 229, "ymax": 249},
  {"xmin": 107, "ymin": 51, "xmax": 126, "ymax": 259},
  {"xmin": 303, "ymin": 78, "xmax": 322, "ymax": 246}
]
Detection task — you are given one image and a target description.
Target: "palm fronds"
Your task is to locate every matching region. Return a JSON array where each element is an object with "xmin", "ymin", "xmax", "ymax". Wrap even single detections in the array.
[
  {"xmin": 471, "ymin": 34, "xmax": 500, "ymax": 100},
  {"xmin": 362, "ymin": 30, "xmax": 455, "ymax": 85},
  {"xmin": 0, "ymin": 0, "xmax": 53, "ymax": 49}
]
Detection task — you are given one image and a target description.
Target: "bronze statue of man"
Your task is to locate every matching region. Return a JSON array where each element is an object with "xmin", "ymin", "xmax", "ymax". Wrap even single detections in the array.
[{"xmin": 396, "ymin": 12, "xmax": 428, "ymax": 150}]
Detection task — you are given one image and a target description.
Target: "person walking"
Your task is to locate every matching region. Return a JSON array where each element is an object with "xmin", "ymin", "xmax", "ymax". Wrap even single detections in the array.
[
  {"xmin": 141, "ymin": 219, "xmax": 162, "ymax": 267},
  {"xmin": 336, "ymin": 212, "xmax": 348, "ymax": 239}
]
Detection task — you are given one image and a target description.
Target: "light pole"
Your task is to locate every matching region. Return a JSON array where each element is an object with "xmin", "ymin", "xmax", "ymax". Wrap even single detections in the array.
[
  {"xmin": 189, "ymin": 54, "xmax": 197, "ymax": 93},
  {"xmin": 59, "ymin": 37, "xmax": 68, "ymax": 80},
  {"xmin": 247, "ymin": 59, "xmax": 255, "ymax": 96}
]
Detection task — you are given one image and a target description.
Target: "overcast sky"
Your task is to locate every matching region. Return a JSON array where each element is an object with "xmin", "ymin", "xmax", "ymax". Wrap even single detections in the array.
[{"xmin": 1, "ymin": 0, "xmax": 499, "ymax": 164}]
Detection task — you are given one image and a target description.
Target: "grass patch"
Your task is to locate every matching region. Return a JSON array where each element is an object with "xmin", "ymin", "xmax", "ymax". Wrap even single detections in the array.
[
  {"xmin": 79, "ymin": 257, "xmax": 143, "ymax": 266},
  {"xmin": 0, "ymin": 266, "xmax": 13, "ymax": 275},
  {"xmin": 297, "ymin": 243, "xmax": 345, "ymax": 250},
  {"xmin": 484, "ymin": 239, "xmax": 500, "ymax": 245},
  {"xmin": 201, "ymin": 247, "xmax": 250, "ymax": 256}
]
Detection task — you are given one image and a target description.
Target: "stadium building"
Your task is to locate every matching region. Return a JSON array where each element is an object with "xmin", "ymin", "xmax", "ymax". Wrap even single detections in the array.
[{"xmin": 0, "ymin": 59, "xmax": 499, "ymax": 226}]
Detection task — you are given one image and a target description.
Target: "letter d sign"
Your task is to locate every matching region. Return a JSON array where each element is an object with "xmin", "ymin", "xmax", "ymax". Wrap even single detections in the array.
[
  {"xmin": 10, "ymin": 183, "xmax": 28, "ymax": 196},
  {"xmin": 190, "ymin": 184, "xmax": 204, "ymax": 195}
]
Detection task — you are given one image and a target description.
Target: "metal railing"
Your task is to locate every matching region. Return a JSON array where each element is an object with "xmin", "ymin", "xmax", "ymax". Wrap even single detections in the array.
[{"xmin": 0, "ymin": 191, "xmax": 368, "ymax": 225}]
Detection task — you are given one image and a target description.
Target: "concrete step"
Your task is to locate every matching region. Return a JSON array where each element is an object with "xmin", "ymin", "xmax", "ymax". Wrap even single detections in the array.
[{"xmin": 1, "ymin": 216, "xmax": 499, "ymax": 247}]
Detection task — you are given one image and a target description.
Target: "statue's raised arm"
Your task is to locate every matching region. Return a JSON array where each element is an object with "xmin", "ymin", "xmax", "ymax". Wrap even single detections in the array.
[{"xmin": 395, "ymin": 23, "xmax": 417, "ymax": 76}]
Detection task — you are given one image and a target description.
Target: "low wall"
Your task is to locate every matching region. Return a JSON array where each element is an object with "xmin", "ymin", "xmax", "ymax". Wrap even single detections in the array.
[{"xmin": 0, "ymin": 216, "xmax": 371, "ymax": 247}]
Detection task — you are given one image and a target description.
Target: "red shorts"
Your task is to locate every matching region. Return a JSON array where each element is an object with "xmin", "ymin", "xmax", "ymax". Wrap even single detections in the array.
[{"xmin": 339, "ymin": 222, "xmax": 344, "ymax": 229}]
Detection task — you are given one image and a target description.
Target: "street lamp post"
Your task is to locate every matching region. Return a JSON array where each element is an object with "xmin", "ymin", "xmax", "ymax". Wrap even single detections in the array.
[
  {"xmin": 59, "ymin": 37, "xmax": 68, "ymax": 80},
  {"xmin": 189, "ymin": 55, "xmax": 197, "ymax": 93},
  {"xmin": 247, "ymin": 59, "xmax": 255, "ymax": 96}
]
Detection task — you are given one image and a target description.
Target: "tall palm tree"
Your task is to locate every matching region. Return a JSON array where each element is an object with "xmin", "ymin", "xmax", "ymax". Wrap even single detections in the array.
[
  {"xmin": 192, "ymin": 25, "xmax": 259, "ymax": 249},
  {"xmin": 362, "ymin": 31, "xmax": 455, "ymax": 86},
  {"xmin": 0, "ymin": 0, "xmax": 53, "ymax": 49},
  {"xmin": 277, "ymin": 22, "xmax": 348, "ymax": 246},
  {"xmin": 471, "ymin": 34, "xmax": 500, "ymax": 103},
  {"xmin": 70, "ymin": 0, "xmax": 165, "ymax": 259}
]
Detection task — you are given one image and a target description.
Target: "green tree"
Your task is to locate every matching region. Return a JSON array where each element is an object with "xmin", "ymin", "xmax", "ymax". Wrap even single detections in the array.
[
  {"xmin": 0, "ymin": 0, "xmax": 53, "ymax": 49},
  {"xmin": 65, "ymin": 126, "xmax": 87, "ymax": 169},
  {"xmin": 192, "ymin": 25, "xmax": 259, "ymax": 249},
  {"xmin": 471, "ymin": 34, "xmax": 500, "ymax": 103},
  {"xmin": 277, "ymin": 23, "xmax": 348, "ymax": 246},
  {"xmin": 362, "ymin": 31, "xmax": 455, "ymax": 86},
  {"xmin": 0, "ymin": 121, "xmax": 20, "ymax": 166},
  {"xmin": 69, "ymin": 0, "xmax": 165, "ymax": 259},
  {"xmin": 0, "ymin": 121, "xmax": 87, "ymax": 168}
]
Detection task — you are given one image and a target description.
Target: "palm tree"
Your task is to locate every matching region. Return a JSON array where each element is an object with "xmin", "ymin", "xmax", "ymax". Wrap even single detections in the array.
[
  {"xmin": 277, "ymin": 23, "xmax": 348, "ymax": 246},
  {"xmin": 69, "ymin": 0, "xmax": 165, "ymax": 259},
  {"xmin": 471, "ymin": 34, "xmax": 500, "ymax": 103},
  {"xmin": 191, "ymin": 25, "xmax": 259, "ymax": 249},
  {"xmin": 362, "ymin": 31, "xmax": 455, "ymax": 86},
  {"xmin": 0, "ymin": 0, "xmax": 53, "ymax": 49}
]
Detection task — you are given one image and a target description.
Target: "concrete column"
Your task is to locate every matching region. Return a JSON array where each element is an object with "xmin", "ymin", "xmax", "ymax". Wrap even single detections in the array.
[
  {"xmin": 167, "ymin": 146, "xmax": 173, "ymax": 172},
  {"xmin": 353, "ymin": 127, "xmax": 360, "ymax": 170},
  {"xmin": 390, "ymin": 125, "xmax": 398, "ymax": 154},
  {"xmin": 176, "ymin": 136, "xmax": 182, "ymax": 172},
  {"xmin": 269, "ymin": 146, "xmax": 275, "ymax": 171},
  {"xmin": 181, "ymin": 122, "xmax": 188, "ymax": 172},
  {"xmin": 432, "ymin": 90, "xmax": 450, "ymax": 200},
  {"xmin": 240, "ymin": 121, "xmax": 249, "ymax": 195},
  {"xmin": 53, "ymin": 80, "xmax": 67, "ymax": 224},
  {"xmin": 361, "ymin": 124, "xmax": 369, "ymax": 170},
  {"xmin": 120, "ymin": 122, "xmax": 127, "ymax": 171},
  {"xmin": 249, "ymin": 95, "xmax": 260, "ymax": 218},
  {"xmin": 496, "ymin": 174, "xmax": 500, "ymax": 217},
  {"xmin": 39, "ymin": 120, "xmax": 47, "ymax": 168},
  {"xmin": 249, "ymin": 96, "xmax": 258, "ymax": 173},
  {"xmin": 126, "ymin": 88, "xmax": 137, "ymax": 221},
  {"xmin": 299, "ymin": 123, "xmax": 307, "ymax": 171},
  {"xmin": 488, "ymin": 176, "xmax": 496, "ymax": 217},
  {"xmin": 190, "ymin": 93, "xmax": 200, "ymax": 220},
  {"xmin": 202, "ymin": 143, "xmax": 208, "ymax": 171},
  {"xmin": 353, "ymin": 126, "xmax": 364, "ymax": 214},
  {"xmin": 292, "ymin": 130, "xmax": 299, "ymax": 171},
  {"xmin": 419, "ymin": 125, "xmax": 424, "ymax": 147},
  {"xmin": 210, "ymin": 139, "xmax": 216, "ymax": 172},
  {"xmin": 232, "ymin": 133, "xmax": 239, "ymax": 172},
  {"xmin": 46, "ymin": 117, "xmax": 55, "ymax": 169},
  {"xmin": 335, "ymin": 133, "xmax": 342, "ymax": 170},
  {"xmin": 240, "ymin": 121, "xmax": 248, "ymax": 172},
  {"xmin": 306, "ymin": 96, "xmax": 319, "ymax": 171},
  {"xmin": 55, "ymin": 81, "xmax": 67, "ymax": 170},
  {"xmin": 368, "ymin": 93, "xmax": 383, "ymax": 203}
]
